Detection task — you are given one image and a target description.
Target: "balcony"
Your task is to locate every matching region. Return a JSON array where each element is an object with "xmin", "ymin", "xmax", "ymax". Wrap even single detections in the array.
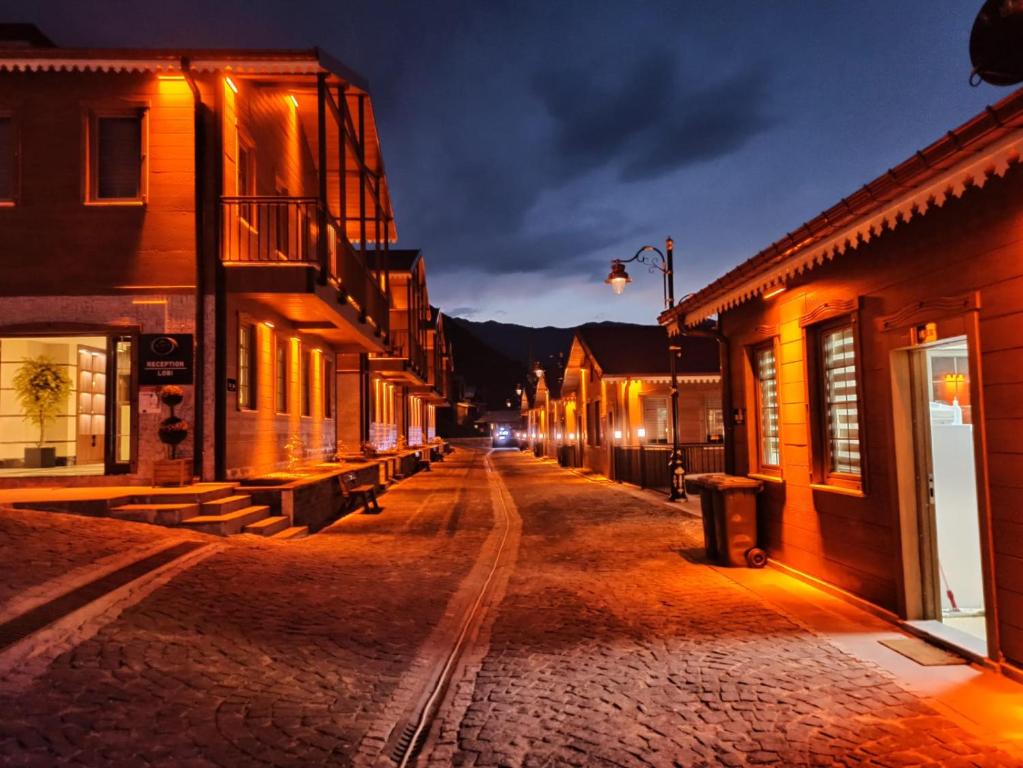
[
  {"xmin": 221, "ymin": 196, "xmax": 389, "ymax": 349},
  {"xmin": 369, "ymin": 327, "xmax": 429, "ymax": 385}
]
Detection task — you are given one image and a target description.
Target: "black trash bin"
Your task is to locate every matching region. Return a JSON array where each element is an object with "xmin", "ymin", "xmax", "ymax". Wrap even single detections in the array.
[
  {"xmin": 706, "ymin": 475, "xmax": 765, "ymax": 568},
  {"xmin": 687, "ymin": 474, "xmax": 725, "ymax": 562}
]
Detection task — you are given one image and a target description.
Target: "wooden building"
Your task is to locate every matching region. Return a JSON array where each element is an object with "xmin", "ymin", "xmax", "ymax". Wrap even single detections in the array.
[
  {"xmin": 525, "ymin": 324, "xmax": 722, "ymax": 485},
  {"xmin": 0, "ymin": 27, "xmax": 449, "ymax": 484},
  {"xmin": 660, "ymin": 87, "xmax": 1023, "ymax": 670}
]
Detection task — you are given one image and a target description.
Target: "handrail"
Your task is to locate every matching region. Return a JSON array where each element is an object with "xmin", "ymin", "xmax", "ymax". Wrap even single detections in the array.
[{"xmin": 220, "ymin": 197, "xmax": 390, "ymax": 339}]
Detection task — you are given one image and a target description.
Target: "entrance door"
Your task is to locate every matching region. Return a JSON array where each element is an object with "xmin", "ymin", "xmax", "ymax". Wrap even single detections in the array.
[{"xmin": 908, "ymin": 337, "xmax": 987, "ymax": 653}]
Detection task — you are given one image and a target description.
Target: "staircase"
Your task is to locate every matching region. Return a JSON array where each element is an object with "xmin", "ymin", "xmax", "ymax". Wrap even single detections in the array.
[{"xmin": 109, "ymin": 487, "xmax": 307, "ymax": 540}]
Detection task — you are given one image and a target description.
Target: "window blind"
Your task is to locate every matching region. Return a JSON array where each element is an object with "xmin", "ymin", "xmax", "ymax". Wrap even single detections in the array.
[
  {"xmin": 97, "ymin": 116, "xmax": 142, "ymax": 199},
  {"xmin": 756, "ymin": 347, "xmax": 780, "ymax": 466},
  {"xmin": 822, "ymin": 326, "xmax": 861, "ymax": 475},
  {"xmin": 0, "ymin": 118, "xmax": 11, "ymax": 200},
  {"xmin": 642, "ymin": 396, "xmax": 669, "ymax": 444}
]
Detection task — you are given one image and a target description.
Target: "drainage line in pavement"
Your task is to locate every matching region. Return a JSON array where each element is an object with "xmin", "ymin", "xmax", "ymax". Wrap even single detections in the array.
[
  {"xmin": 0, "ymin": 541, "xmax": 206, "ymax": 652},
  {"xmin": 389, "ymin": 453, "xmax": 514, "ymax": 768}
]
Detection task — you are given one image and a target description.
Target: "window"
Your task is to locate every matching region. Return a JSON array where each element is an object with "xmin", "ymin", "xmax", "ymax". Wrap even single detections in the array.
[
  {"xmin": 0, "ymin": 116, "xmax": 14, "ymax": 202},
  {"xmin": 754, "ymin": 345, "xmax": 780, "ymax": 467},
  {"xmin": 238, "ymin": 136, "xmax": 255, "ymax": 224},
  {"xmin": 706, "ymin": 407, "xmax": 724, "ymax": 442},
  {"xmin": 820, "ymin": 324, "xmax": 861, "ymax": 479},
  {"xmin": 301, "ymin": 348, "xmax": 311, "ymax": 417},
  {"xmin": 641, "ymin": 396, "xmax": 669, "ymax": 444},
  {"xmin": 238, "ymin": 323, "xmax": 256, "ymax": 410},
  {"xmin": 275, "ymin": 341, "xmax": 288, "ymax": 413},
  {"xmin": 586, "ymin": 400, "xmax": 602, "ymax": 446},
  {"xmin": 90, "ymin": 113, "xmax": 145, "ymax": 201},
  {"xmin": 323, "ymin": 355, "xmax": 333, "ymax": 418}
]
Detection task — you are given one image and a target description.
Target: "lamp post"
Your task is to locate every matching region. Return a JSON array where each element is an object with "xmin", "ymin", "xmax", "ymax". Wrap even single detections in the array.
[{"xmin": 605, "ymin": 237, "xmax": 686, "ymax": 501}]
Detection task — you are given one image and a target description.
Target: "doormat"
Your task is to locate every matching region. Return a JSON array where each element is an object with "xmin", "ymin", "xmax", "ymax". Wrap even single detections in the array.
[{"xmin": 879, "ymin": 637, "xmax": 968, "ymax": 666}]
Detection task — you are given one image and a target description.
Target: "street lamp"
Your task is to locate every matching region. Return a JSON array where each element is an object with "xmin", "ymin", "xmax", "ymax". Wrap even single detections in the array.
[{"xmin": 605, "ymin": 236, "xmax": 686, "ymax": 501}]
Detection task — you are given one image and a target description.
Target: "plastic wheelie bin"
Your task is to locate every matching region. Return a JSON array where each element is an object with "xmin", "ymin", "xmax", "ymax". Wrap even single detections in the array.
[
  {"xmin": 687, "ymin": 474, "xmax": 725, "ymax": 562},
  {"xmin": 706, "ymin": 475, "xmax": 766, "ymax": 568}
]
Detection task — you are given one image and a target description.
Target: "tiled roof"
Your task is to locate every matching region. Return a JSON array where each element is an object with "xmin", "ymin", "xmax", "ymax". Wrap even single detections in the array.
[
  {"xmin": 663, "ymin": 85, "xmax": 1023, "ymax": 327},
  {"xmin": 576, "ymin": 323, "xmax": 718, "ymax": 376}
]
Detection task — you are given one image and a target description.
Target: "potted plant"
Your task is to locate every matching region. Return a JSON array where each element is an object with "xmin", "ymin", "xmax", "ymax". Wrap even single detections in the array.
[
  {"xmin": 12, "ymin": 356, "xmax": 71, "ymax": 468},
  {"xmin": 153, "ymin": 385, "xmax": 190, "ymax": 486}
]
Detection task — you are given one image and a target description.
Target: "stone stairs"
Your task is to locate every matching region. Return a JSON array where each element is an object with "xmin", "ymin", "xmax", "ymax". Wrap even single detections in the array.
[{"xmin": 108, "ymin": 487, "xmax": 307, "ymax": 540}]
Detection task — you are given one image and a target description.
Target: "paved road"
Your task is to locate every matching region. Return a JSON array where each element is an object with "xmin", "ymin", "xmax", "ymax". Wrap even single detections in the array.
[{"xmin": 0, "ymin": 448, "xmax": 1018, "ymax": 767}]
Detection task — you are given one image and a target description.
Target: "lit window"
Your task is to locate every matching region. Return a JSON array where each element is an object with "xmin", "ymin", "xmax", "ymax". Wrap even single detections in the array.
[
  {"xmin": 275, "ymin": 342, "xmax": 288, "ymax": 413},
  {"xmin": 238, "ymin": 323, "xmax": 256, "ymax": 410},
  {"xmin": 0, "ymin": 116, "xmax": 13, "ymax": 202},
  {"xmin": 641, "ymin": 396, "xmax": 669, "ymax": 444},
  {"xmin": 91, "ymin": 114, "xmax": 145, "ymax": 201},
  {"xmin": 755, "ymin": 346, "xmax": 780, "ymax": 467},
  {"xmin": 821, "ymin": 325, "xmax": 861, "ymax": 477}
]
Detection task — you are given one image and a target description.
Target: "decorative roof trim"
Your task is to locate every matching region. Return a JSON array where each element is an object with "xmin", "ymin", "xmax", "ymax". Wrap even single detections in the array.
[
  {"xmin": 189, "ymin": 59, "xmax": 321, "ymax": 75},
  {"xmin": 0, "ymin": 58, "xmax": 180, "ymax": 73},
  {"xmin": 601, "ymin": 374, "xmax": 721, "ymax": 385},
  {"xmin": 675, "ymin": 118, "xmax": 1023, "ymax": 328}
]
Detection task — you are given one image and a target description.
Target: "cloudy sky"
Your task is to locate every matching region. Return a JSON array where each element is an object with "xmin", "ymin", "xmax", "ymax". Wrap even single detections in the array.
[{"xmin": 4, "ymin": 1, "xmax": 1004, "ymax": 326}]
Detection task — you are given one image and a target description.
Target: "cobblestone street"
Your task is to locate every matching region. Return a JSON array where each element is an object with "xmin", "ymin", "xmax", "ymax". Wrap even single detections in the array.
[{"xmin": 1, "ymin": 448, "xmax": 1021, "ymax": 767}]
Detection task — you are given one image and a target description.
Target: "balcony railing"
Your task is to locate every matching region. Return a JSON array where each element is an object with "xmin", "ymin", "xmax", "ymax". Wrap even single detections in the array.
[
  {"xmin": 387, "ymin": 328, "xmax": 428, "ymax": 376},
  {"xmin": 221, "ymin": 196, "xmax": 389, "ymax": 339}
]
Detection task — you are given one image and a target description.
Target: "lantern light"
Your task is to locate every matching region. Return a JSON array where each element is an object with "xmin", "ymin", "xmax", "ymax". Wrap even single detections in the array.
[{"xmin": 605, "ymin": 261, "xmax": 631, "ymax": 295}]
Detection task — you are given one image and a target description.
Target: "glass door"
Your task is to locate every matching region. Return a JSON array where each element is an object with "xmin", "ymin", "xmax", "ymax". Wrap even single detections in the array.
[{"xmin": 105, "ymin": 335, "xmax": 135, "ymax": 474}]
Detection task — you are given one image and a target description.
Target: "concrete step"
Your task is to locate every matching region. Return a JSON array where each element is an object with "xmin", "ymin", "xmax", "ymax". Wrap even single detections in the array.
[
  {"xmin": 180, "ymin": 505, "xmax": 270, "ymax": 536},
  {"xmin": 199, "ymin": 494, "xmax": 252, "ymax": 516},
  {"xmin": 242, "ymin": 515, "xmax": 290, "ymax": 537},
  {"xmin": 132, "ymin": 484, "xmax": 237, "ymax": 505},
  {"xmin": 110, "ymin": 502, "xmax": 199, "ymax": 526},
  {"xmin": 272, "ymin": 525, "xmax": 309, "ymax": 541}
]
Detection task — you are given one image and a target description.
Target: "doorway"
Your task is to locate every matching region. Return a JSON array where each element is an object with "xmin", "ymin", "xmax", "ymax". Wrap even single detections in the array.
[{"xmin": 896, "ymin": 335, "xmax": 988, "ymax": 655}]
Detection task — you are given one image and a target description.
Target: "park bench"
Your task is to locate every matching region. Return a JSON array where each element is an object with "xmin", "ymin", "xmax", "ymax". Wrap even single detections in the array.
[{"xmin": 338, "ymin": 472, "xmax": 381, "ymax": 514}]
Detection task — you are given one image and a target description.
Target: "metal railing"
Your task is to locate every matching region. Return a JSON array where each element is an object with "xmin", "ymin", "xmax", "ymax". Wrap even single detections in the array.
[
  {"xmin": 387, "ymin": 328, "xmax": 427, "ymax": 374},
  {"xmin": 221, "ymin": 196, "xmax": 317, "ymax": 265},
  {"xmin": 221, "ymin": 196, "xmax": 390, "ymax": 339},
  {"xmin": 613, "ymin": 443, "xmax": 725, "ymax": 490}
]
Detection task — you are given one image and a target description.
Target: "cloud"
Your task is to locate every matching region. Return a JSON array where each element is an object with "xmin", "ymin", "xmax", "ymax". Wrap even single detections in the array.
[
  {"xmin": 449, "ymin": 306, "xmax": 481, "ymax": 318},
  {"xmin": 532, "ymin": 55, "xmax": 774, "ymax": 183}
]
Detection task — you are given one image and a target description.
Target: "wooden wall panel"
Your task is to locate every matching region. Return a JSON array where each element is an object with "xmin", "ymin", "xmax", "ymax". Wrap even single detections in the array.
[
  {"xmin": 0, "ymin": 71, "xmax": 196, "ymax": 295},
  {"xmin": 721, "ymin": 166, "xmax": 1023, "ymax": 632}
]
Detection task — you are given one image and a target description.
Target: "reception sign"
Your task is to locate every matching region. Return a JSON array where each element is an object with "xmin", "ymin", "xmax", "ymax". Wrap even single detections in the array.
[{"xmin": 139, "ymin": 334, "xmax": 194, "ymax": 385}]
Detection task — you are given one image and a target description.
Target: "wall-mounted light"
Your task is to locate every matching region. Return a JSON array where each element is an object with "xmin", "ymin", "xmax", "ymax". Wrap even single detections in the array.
[
  {"xmin": 762, "ymin": 285, "xmax": 786, "ymax": 300},
  {"xmin": 637, "ymin": 427, "xmax": 646, "ymax": 438},
  {"xmin": 225, "ymin": 76, "xmax": 239, "ymax": 94},
  {"xmin": 263, "ymin": 321, "xmax": 275, "ymax": 329},
  {"xmin": 614, "ymin": 430, "xmax": 623, "ymax": 441},
  {"xmin": 287, "ymin": 94, "xmax": 299, "ymax": 109}
]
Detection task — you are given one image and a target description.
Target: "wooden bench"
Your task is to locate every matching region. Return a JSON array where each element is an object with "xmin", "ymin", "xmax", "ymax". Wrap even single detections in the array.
[{"xmin": 338, "ymin": 472, "xmax": 381, "ymax": 514}]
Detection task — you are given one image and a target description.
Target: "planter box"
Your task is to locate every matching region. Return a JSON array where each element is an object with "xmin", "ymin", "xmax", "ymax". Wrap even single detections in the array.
[
  {"xmin": 153, "ymin": 458, "xmax": 190, "ymax": 487},
  {"xmin": 24, "ymin": 447, "xmax": 56, "ymax": 468}
]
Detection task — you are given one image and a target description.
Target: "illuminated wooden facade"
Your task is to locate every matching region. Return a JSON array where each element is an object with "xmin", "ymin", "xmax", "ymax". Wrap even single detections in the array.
[
  {"xmin": 0, "ymin": 29, "xmax": 415, "ymax": 483},
  {"xmin": 661, "ymin": 86, "xmax": 1023, "ymax": 671},
  {"xmin": 525, "ymin": 325, "xmax": 721, "ymax": 480}
]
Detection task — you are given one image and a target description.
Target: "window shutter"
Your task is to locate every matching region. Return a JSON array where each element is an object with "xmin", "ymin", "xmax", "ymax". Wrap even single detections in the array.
[
  {"xmin": 0, "ymin": 118, "xmax": 12, "ymax": 200},
  {"xmin": 97, "ymin": 116, "xmax": 141, "ymax": 199},
  {"xmin": 822, "ymin": 326, "xmax": 861, "ymax": 475}
]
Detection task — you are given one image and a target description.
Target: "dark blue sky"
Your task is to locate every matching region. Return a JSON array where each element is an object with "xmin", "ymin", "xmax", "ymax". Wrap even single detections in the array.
[{"xmin": 3, "ymin": 1, "xmax": 1004, "ymax": 325}]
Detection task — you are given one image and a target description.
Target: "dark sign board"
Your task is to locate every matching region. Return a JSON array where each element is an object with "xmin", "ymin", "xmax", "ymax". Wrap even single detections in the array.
[{"xmin": 139, "ymin": 334, "xmax": 194, "ymax": 385}]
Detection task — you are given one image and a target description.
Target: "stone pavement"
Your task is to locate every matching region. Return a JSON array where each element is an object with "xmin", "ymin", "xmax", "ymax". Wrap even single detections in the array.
[
  {"xmin": 1, "ymin": 447, "xmax": 1021, "ymax": 767},
  {"xmin": 423, "ymin": 451, "xmax": 1021, "ymax": 767},
  {"xmin": 0, "ymin": 450, "xmax": 494, "ymax": 767}
]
